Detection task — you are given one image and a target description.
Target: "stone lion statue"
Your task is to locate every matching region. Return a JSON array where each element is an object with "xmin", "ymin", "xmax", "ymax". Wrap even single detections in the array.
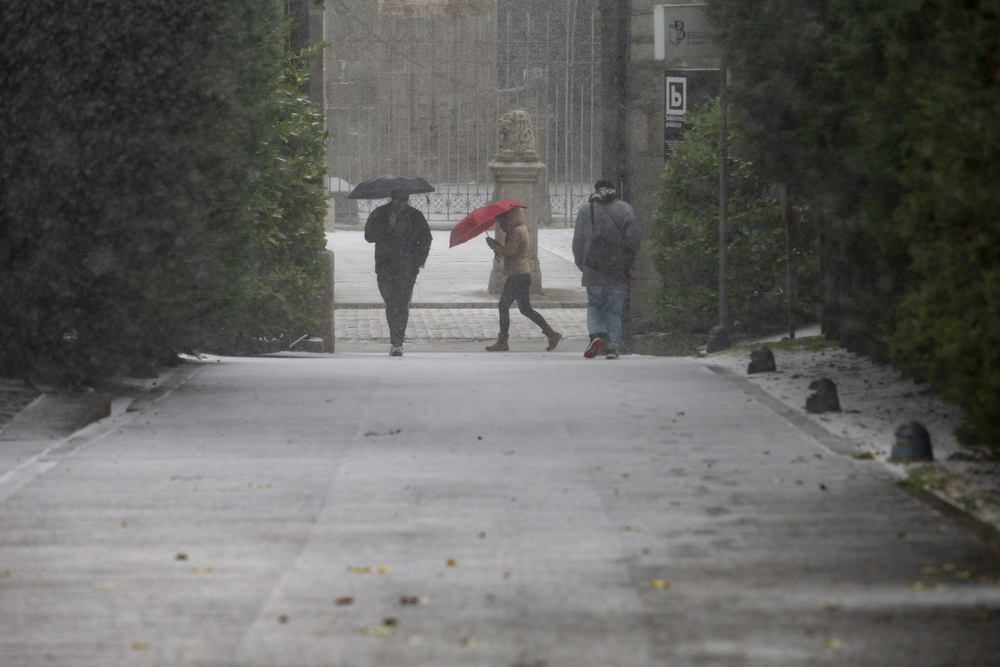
[{"xmin": 496, "ymin": 109, "xmax": 539, "ymax": 162}]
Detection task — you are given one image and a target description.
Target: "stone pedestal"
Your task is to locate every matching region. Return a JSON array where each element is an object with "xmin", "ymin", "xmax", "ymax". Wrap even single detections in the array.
[{"xmin": 488, "ymin": 160, "xmax": 546, "ymax": 294}]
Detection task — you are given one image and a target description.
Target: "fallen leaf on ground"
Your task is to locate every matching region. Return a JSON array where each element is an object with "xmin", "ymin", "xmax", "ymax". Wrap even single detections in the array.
[
  {"xmin": 335, "ymin": 597, "xmax": 354, "ymax": 606},
  {"xmin": 650, "ymin": 579, "xmax": 670, "ymax": 590},
  {"xmin": 191, "ymin": 566, "xmax": 214, "ymax": 574},
  {"xmin": 358, "ymin": 617, "xmax": 399, "ymax": 636},
  {"xmin": 400, "ymin": 595, "xmax": 426, "ymax": 605},
  {"xmin": 909, "ymin": 581, "xmax": 943, "ymax": 590}
]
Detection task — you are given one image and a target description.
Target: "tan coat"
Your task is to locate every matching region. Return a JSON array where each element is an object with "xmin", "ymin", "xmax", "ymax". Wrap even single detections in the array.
[{"xmin": 493, "ymin": 208, "xmax": 531, "ymax": 277}]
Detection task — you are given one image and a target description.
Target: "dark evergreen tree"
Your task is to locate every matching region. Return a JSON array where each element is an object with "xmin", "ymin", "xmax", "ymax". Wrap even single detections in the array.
[{"xmin": 706, "ymin": 0, "xmax": 1000, "ymax": 440}]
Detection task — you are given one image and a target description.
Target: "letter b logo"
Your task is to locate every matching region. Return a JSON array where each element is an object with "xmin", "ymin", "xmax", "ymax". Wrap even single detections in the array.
[{"xmin": 666, "ymin": 78, "xmax": 686, "ymax": 115}]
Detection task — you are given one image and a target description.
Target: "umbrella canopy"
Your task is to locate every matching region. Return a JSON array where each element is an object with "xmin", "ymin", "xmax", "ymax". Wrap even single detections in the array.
[
  {"xmin": 449, "ymin": 199, "xmax": 525, "ymax": 248},
  {"xmin": 347, "ymin": 175, "xmax": 435, "ymax": 200}
]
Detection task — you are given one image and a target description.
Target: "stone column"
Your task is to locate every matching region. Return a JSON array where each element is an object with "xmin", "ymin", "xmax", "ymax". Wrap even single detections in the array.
[{"xmin": 488, "ymin": 110, "xmax": 546, "ymax": 295}]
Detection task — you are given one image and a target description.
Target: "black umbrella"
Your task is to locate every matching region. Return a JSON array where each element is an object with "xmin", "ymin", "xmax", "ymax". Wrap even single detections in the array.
[{"xmin": 347, "ymin": 175, "xmax": 435, "ymax": 200}]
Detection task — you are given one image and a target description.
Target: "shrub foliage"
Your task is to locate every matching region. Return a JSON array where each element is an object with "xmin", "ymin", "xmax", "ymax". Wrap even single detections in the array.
[
  {"xmin": 705, "ymin": 0, "xmax": 1000, "ymax": 440},
  {"xmin": 650, "ymin": 99, "xmax": 820, "ymax": 337},
  {"xmin": 0, "ymin": 2, "xmax": 328, "ymax": 381}
]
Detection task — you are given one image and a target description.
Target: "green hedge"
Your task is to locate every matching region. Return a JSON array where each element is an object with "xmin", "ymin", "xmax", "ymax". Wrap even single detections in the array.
[
  {"xmin": 0, "ymin": 2, "xmax": 328, "ymax": 381},
  {"xmin": 707, "ymin": 0, "xmax": 1000, "ymax": 441},
  {"xmin": 650, "ymin": 99, "xmax": 820, "ymax": 338}
]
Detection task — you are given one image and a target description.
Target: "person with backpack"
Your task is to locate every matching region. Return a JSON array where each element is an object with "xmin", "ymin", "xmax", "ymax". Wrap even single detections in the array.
[{"xmin": 572, "ymin": 179, "xmax": 641, "ymax": 359}]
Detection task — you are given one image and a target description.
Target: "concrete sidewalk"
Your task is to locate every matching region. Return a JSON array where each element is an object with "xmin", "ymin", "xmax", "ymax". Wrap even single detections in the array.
[
  {"xmin": 2, "ymin": 353, "xmax": 999, "ymax": 666},
  {"xmin": 327, "ymin": 228, "xmax": 591, "ymax": 349}
]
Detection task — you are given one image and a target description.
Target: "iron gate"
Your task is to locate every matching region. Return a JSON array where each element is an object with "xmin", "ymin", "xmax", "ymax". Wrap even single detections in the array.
[{"xmin": 324, "ymin": 1, "xmax": 601, "ymax": 225}]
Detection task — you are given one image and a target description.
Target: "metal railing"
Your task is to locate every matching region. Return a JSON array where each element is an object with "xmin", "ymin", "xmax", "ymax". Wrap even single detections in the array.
[{"xmin": 324, "ymin": 1, "xmax": 601, "ymax": 225}]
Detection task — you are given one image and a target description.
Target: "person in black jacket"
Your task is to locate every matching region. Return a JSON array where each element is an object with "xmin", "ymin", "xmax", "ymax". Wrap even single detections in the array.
[{"xmin": 364, "ymin": 190, "xmax": 433, "ymax": 356}]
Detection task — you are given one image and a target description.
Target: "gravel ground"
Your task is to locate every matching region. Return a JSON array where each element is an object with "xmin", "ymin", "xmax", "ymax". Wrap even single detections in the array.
[
  {"xmin": 698, "ymin": 336, "xmax": 1000, "ymax": 536},
  {"xmin": 0, "ymin": 379, "xmax": 41, "ymax": 429}
]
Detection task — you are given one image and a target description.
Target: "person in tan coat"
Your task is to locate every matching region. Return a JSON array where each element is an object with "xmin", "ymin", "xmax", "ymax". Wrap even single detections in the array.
[{"xmin": 484, "ymin": 206, "xmax": 562, "ymax": 352}]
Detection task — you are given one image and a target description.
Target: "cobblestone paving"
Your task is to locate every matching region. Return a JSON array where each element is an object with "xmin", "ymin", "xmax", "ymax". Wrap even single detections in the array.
[{"xmin": 336, "ymin": 307, "xmax": 589, "ymax": 343}]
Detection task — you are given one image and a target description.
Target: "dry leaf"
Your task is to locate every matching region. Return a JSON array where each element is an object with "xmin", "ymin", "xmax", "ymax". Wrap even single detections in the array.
[
  {"xmin": 650, "ymin": 579, "xmax": 670, "ymax": 590},
  {"xmin": 131, "ymin": 641, "xmax": 151, "ymax": 651},
  {"xmin": 821, "ymin": 637, "xmax": 844, "ymax": 649},
  {"xmin": 191, "ymin": 566, "xmax": 214, "ymax": 574},
  {"xmin": 399, "ymin": 595, "xmax": 426, "ymax": 606},
  {"xmin": 358, "ymin": 617, "xmax": 399, "ymax": 636},
  {"xmin": 335, "ymin": 597, "xmax": 354, "ymax": 606}
]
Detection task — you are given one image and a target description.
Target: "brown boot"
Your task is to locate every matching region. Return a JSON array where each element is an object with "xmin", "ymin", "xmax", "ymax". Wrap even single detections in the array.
[
  {"xmin": 485, "ymin": 333, "xmax": 509, "ymax": 352},
  {"xmin": 542, "ymin": 326, "xmax": 562, "ymax": 351}
]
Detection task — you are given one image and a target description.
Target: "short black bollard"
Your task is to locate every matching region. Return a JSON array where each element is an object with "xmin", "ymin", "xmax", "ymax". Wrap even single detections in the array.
[
  {"xmin": 706, "ymin": 326, "xmax": 731, "ymax": 353},
  {"xmin": 891, "ymin": 421, "xmax": 933, "ymax": 461},
  {"xmin": 805, "ymin": 378, "xmax": 841, "ymax": 413},
  {"xmin": 747, "ymin": 346, "xmax": 776, "ymax": 374}
]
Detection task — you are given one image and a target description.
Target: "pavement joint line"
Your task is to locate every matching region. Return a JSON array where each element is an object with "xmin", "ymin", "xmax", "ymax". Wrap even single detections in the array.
[{"xmin": 708, "ymin": 363, "xmax": 1000, "ymax": 555}]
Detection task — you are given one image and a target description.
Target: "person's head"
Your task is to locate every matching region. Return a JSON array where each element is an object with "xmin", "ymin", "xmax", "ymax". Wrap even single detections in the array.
[
  {"xmin": 391, "ymin": 190, "xmax": 411, "ymax": 208},
  {"xmin": 594, "ymin": 178, "xmax": 615, "ymax": 192},
  {"xmin": 497, "ymin": 205, "xmax": 525, "ymax": 232}
]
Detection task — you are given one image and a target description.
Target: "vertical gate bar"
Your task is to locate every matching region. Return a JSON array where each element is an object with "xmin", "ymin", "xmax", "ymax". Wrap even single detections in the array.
[{"xmin": 565, "ymin": 3, "xmax": 572, "ymax": 224}]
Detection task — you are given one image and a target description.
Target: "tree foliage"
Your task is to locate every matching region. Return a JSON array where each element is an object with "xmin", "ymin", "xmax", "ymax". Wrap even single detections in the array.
[
  {"xmin": 211, "ymin": 37, "xmax": 330, "ymax": 354},
  {"xmin": 0, "ymin": 2, "xmax": 328, "ymax": 382},
  {"xmin": 650, "ymin": 99, "xmax": 820, "ymax": 337},
  {"xmin": 706, "ymin": 0, "xmax": 1000, "ymax": 440}
]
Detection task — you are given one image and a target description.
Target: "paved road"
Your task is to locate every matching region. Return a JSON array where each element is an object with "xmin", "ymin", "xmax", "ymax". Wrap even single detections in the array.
[{"xmin": 1, "ymin": 352, "xmax": 998, "ymax": 666}]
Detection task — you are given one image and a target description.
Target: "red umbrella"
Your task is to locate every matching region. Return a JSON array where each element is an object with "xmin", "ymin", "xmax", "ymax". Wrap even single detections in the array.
[{"xmin": 449, "ymin": 199, "xmax": 526, "ymax": 248}]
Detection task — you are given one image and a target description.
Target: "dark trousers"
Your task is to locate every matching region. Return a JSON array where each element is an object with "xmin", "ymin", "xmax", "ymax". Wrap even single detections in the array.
[
  {"xmin": 498, "ymin": 273, "xmax": 548, "ymax": 336},
  {"xmin": 377, "ymin": 271, "xmax": 417, "ymax": 347}
]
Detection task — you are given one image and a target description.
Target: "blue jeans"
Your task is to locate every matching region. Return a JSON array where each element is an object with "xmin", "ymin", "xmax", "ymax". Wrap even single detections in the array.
[{"xmin": 586, "ymin": 285, "xmax": 628, "ymax": 352}]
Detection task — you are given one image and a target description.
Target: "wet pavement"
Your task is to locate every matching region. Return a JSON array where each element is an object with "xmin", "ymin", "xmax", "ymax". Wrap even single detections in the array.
[{"xmin": 0, "ymin": 225, "xmax": 998, "ymax": 666}]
